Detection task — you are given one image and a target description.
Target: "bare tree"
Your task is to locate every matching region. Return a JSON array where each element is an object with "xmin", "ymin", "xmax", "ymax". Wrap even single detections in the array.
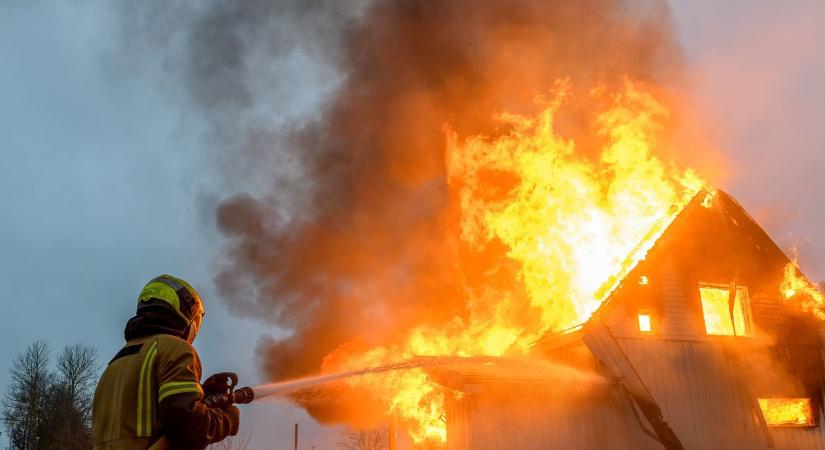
[
  {"xmin": 3, "ymin": 342, "xmax": 99, "ymax": 450},
  {"xmin": 43, "ymin": 344, "xmax": 98, "ymax": 449},
  {"xmin": 55, "ymin": 344, "xmax": 98, "ymax": 425},
  {"xmin": 208, "ymin": 434, "xmax": 252, "ymax": 450},
  {"xmin": 337, "ymin": 427, "xmax": 388, "ymax": 450},
  {"xmin": 2, "ymin": 341, "xmax": 52, "ymax": 449}
]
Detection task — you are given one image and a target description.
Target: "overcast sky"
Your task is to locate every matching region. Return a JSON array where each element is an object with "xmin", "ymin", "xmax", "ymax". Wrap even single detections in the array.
[{"xmin": 0, "ymin": 1, "xmax": 823, "ymax": 449}]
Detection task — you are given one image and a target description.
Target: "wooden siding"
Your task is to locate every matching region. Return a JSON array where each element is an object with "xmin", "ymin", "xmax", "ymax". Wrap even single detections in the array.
[
  {"xmin": 605, "ymin": 261, "xmax": 707, "ymax": 340},
  {"xmin": 445, "ymin": 339, "xmax": 825, "ymax": 450},
  {"xmin": 445, "ymin": 380, "xmax": 662, "ymax": 450},
  {"xmin": 594, "ymin": 190, "xmax": 815, "ymax": 343},
  {"xmin": 603, "ymin": 272, "xmax": 816, "ymax": 344},
  {"xmin": 618, "ymin": 338, "xmax": 825, "ymax": 450}
]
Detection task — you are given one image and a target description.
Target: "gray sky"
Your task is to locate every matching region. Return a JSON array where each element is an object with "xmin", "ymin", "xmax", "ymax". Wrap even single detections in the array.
[
  {"xmin": 0, "ymin": 1, "xmax": 822, "ymax": 449},
  {"xmin": 0, "ymin": 1, "xmax": 339, "ymax": 448},
  {"xmin": 671, "ymin": 0, "xmax": 825, "ymax": 276}
]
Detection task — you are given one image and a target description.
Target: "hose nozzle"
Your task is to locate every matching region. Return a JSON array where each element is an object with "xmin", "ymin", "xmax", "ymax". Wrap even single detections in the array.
[{"xmin": 232, "ymin": 386, "xmax": 255, "ymax": 404}]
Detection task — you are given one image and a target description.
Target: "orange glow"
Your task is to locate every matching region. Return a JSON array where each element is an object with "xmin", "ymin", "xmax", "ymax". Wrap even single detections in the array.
[
  {"xmin": 638, "ymin": 313, "xmax": 652, "ymax": 333},
  {"xmin": 699, "ymin": 285, "xmax": 752, "ymax": 336},
  {"xmin": 639, "ymin": 275, "xmax": 649, "ymax": 286},
  {"xmin": 759, "ymin": 398, "xmax": 815, "ymax": 427},
  {"xmin": 781, "ymin": 260, "xmax": 825, "ymax": 320},
  {"xmin": 700, "ymin": 286, "xmax": 732, "ymax": 335},
  {"xmin": 325, "ymin": 81, "xmax": 705, "ymax": 443}
]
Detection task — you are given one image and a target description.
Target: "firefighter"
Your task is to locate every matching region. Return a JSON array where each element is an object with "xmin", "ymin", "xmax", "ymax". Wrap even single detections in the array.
[{"xmin": 92, "ymin": 275, "xmax": 240, "ymax": 450}]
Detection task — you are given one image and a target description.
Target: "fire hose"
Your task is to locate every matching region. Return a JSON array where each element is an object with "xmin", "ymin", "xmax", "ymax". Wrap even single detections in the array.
[{"xmin": 148, "ymin": 372, "xmax": 255, "ymax": 450}]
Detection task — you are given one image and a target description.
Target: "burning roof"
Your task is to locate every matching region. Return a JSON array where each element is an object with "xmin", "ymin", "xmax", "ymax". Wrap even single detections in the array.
[{"xmin": 555, "ymin": 188, "xmax": 789, "ymax": 334}]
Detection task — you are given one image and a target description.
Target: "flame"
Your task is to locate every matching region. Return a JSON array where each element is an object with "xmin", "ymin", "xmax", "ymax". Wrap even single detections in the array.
[
  {"xmin": 698, "ymin": 285, "xmax": 752, "ymax": 336},
  {"xmin": 758, "ymin": 398, "xmax": 815, "ymax": 427},
  {"xmin": 324, "ymin": 80, "xmax": 704, "ymax": 444},
  {"xmin": 781, "ymin": 260, "xmax": 825, "ymax": 320},
  {"xmin": 446, "ymin": 80, "xmax": 703, "ymax": 332}
]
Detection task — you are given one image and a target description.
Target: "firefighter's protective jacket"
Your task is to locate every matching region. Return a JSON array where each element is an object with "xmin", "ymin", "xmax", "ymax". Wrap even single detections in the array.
[{"xmin": 92, "ymin": 333, "xmax": 238, "ymax": 450}]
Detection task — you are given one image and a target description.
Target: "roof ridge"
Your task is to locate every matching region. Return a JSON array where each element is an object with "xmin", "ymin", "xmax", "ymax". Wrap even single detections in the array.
[{"xmin": 586, "ymin": 188, "xmax": 710, "ymax": 321}]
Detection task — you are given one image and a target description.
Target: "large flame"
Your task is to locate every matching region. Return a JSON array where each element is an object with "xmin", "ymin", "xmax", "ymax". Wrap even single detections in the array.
[{"xmin": 323, "ymin": 80, "xmax": 704, "ymax": 443}]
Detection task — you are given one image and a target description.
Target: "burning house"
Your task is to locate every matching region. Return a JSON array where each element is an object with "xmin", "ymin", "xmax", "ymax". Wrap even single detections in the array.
[{"xmin": 434, "ymin": 189, "xmax": 825, "ymax": 450}]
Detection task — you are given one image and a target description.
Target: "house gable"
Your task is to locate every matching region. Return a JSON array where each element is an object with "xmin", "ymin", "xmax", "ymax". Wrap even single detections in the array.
[{"xmin": 592, "ymin": 189, "xmax": 820, "ymax": 343}]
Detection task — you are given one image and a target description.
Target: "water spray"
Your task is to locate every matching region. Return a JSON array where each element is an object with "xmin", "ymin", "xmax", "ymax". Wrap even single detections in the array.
[
  {"xmin": 203, "ymin": 355, "xmax": 600, "ymax": 405},
  {"xmin": 191, "ymin": 356, "xmax": 507, "ymax": 414},
  {"xmin": 149, "ymin": 356, "xmax": 599, "ymax": 449}
]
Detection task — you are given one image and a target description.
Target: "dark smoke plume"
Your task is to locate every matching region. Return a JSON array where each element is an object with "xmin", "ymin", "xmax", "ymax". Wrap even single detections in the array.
[{"xmin": 117, "ymin": 0, "xmax": 684, "ymax": 424}]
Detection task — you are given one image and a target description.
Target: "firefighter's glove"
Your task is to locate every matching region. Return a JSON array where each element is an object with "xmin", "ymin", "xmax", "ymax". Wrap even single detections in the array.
[
  {"xmin": 223, "ymin": 405, "xmax": 240, "ymax": 436},
  {"xmin": 202, "ymin": 372, "xmax": 236, "ymax": 396}
]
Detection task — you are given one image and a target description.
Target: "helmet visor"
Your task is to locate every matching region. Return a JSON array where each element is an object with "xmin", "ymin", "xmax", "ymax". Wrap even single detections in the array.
[{"xmin": 186, "ymin": 310, "xmax": 205, "ymax": 343}]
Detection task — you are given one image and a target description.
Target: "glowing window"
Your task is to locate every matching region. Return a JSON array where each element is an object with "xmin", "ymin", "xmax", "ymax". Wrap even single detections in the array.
[
  {"xmin": 638, "ymin": 313, "xmax": 652, "ymax": 333},
  {"xmin": 699, "ymin": 284, "xmax": 753, "ymax": 336},
  {"xmin": 758, "ymin": 398, "xmax": 815, "ymax": 427}
]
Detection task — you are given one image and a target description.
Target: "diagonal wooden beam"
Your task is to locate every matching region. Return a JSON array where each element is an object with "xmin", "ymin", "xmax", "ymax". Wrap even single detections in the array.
[{"xmin": 583, "ymin": 320, "xmax": 685, "ymax": 450}]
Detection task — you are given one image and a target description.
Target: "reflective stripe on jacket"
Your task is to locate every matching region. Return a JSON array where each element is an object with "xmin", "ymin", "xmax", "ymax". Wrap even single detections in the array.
[{"xmin": 92, "ymin": 334, "xmax": 209, "ymax": 450}]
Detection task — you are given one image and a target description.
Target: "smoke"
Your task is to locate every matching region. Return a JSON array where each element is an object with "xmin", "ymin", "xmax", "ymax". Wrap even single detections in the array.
[{"xmin": 116, "ymin": 0, "xmax": 687, "ymax": 423}]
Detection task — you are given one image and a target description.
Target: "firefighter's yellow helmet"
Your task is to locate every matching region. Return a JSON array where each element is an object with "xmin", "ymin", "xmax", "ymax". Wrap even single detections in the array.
[{"xmin": 137, "ymin": 275, "xmax": 205, "ymax": 341}]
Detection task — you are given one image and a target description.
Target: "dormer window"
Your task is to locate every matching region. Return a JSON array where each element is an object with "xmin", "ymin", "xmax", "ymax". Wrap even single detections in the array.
[{"xmin": 699, "ymin": 284, "xmax": 753, "ymax": 336}]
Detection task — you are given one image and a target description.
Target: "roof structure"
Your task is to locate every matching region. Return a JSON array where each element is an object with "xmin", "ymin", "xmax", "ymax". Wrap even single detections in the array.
[
  {"xmin": 433, "ymin": 189, "xmax": 825, "ymax": 450},
  {"xmin": 539, "ymin": 188, "xmax": 797, "ymax": 345}
]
